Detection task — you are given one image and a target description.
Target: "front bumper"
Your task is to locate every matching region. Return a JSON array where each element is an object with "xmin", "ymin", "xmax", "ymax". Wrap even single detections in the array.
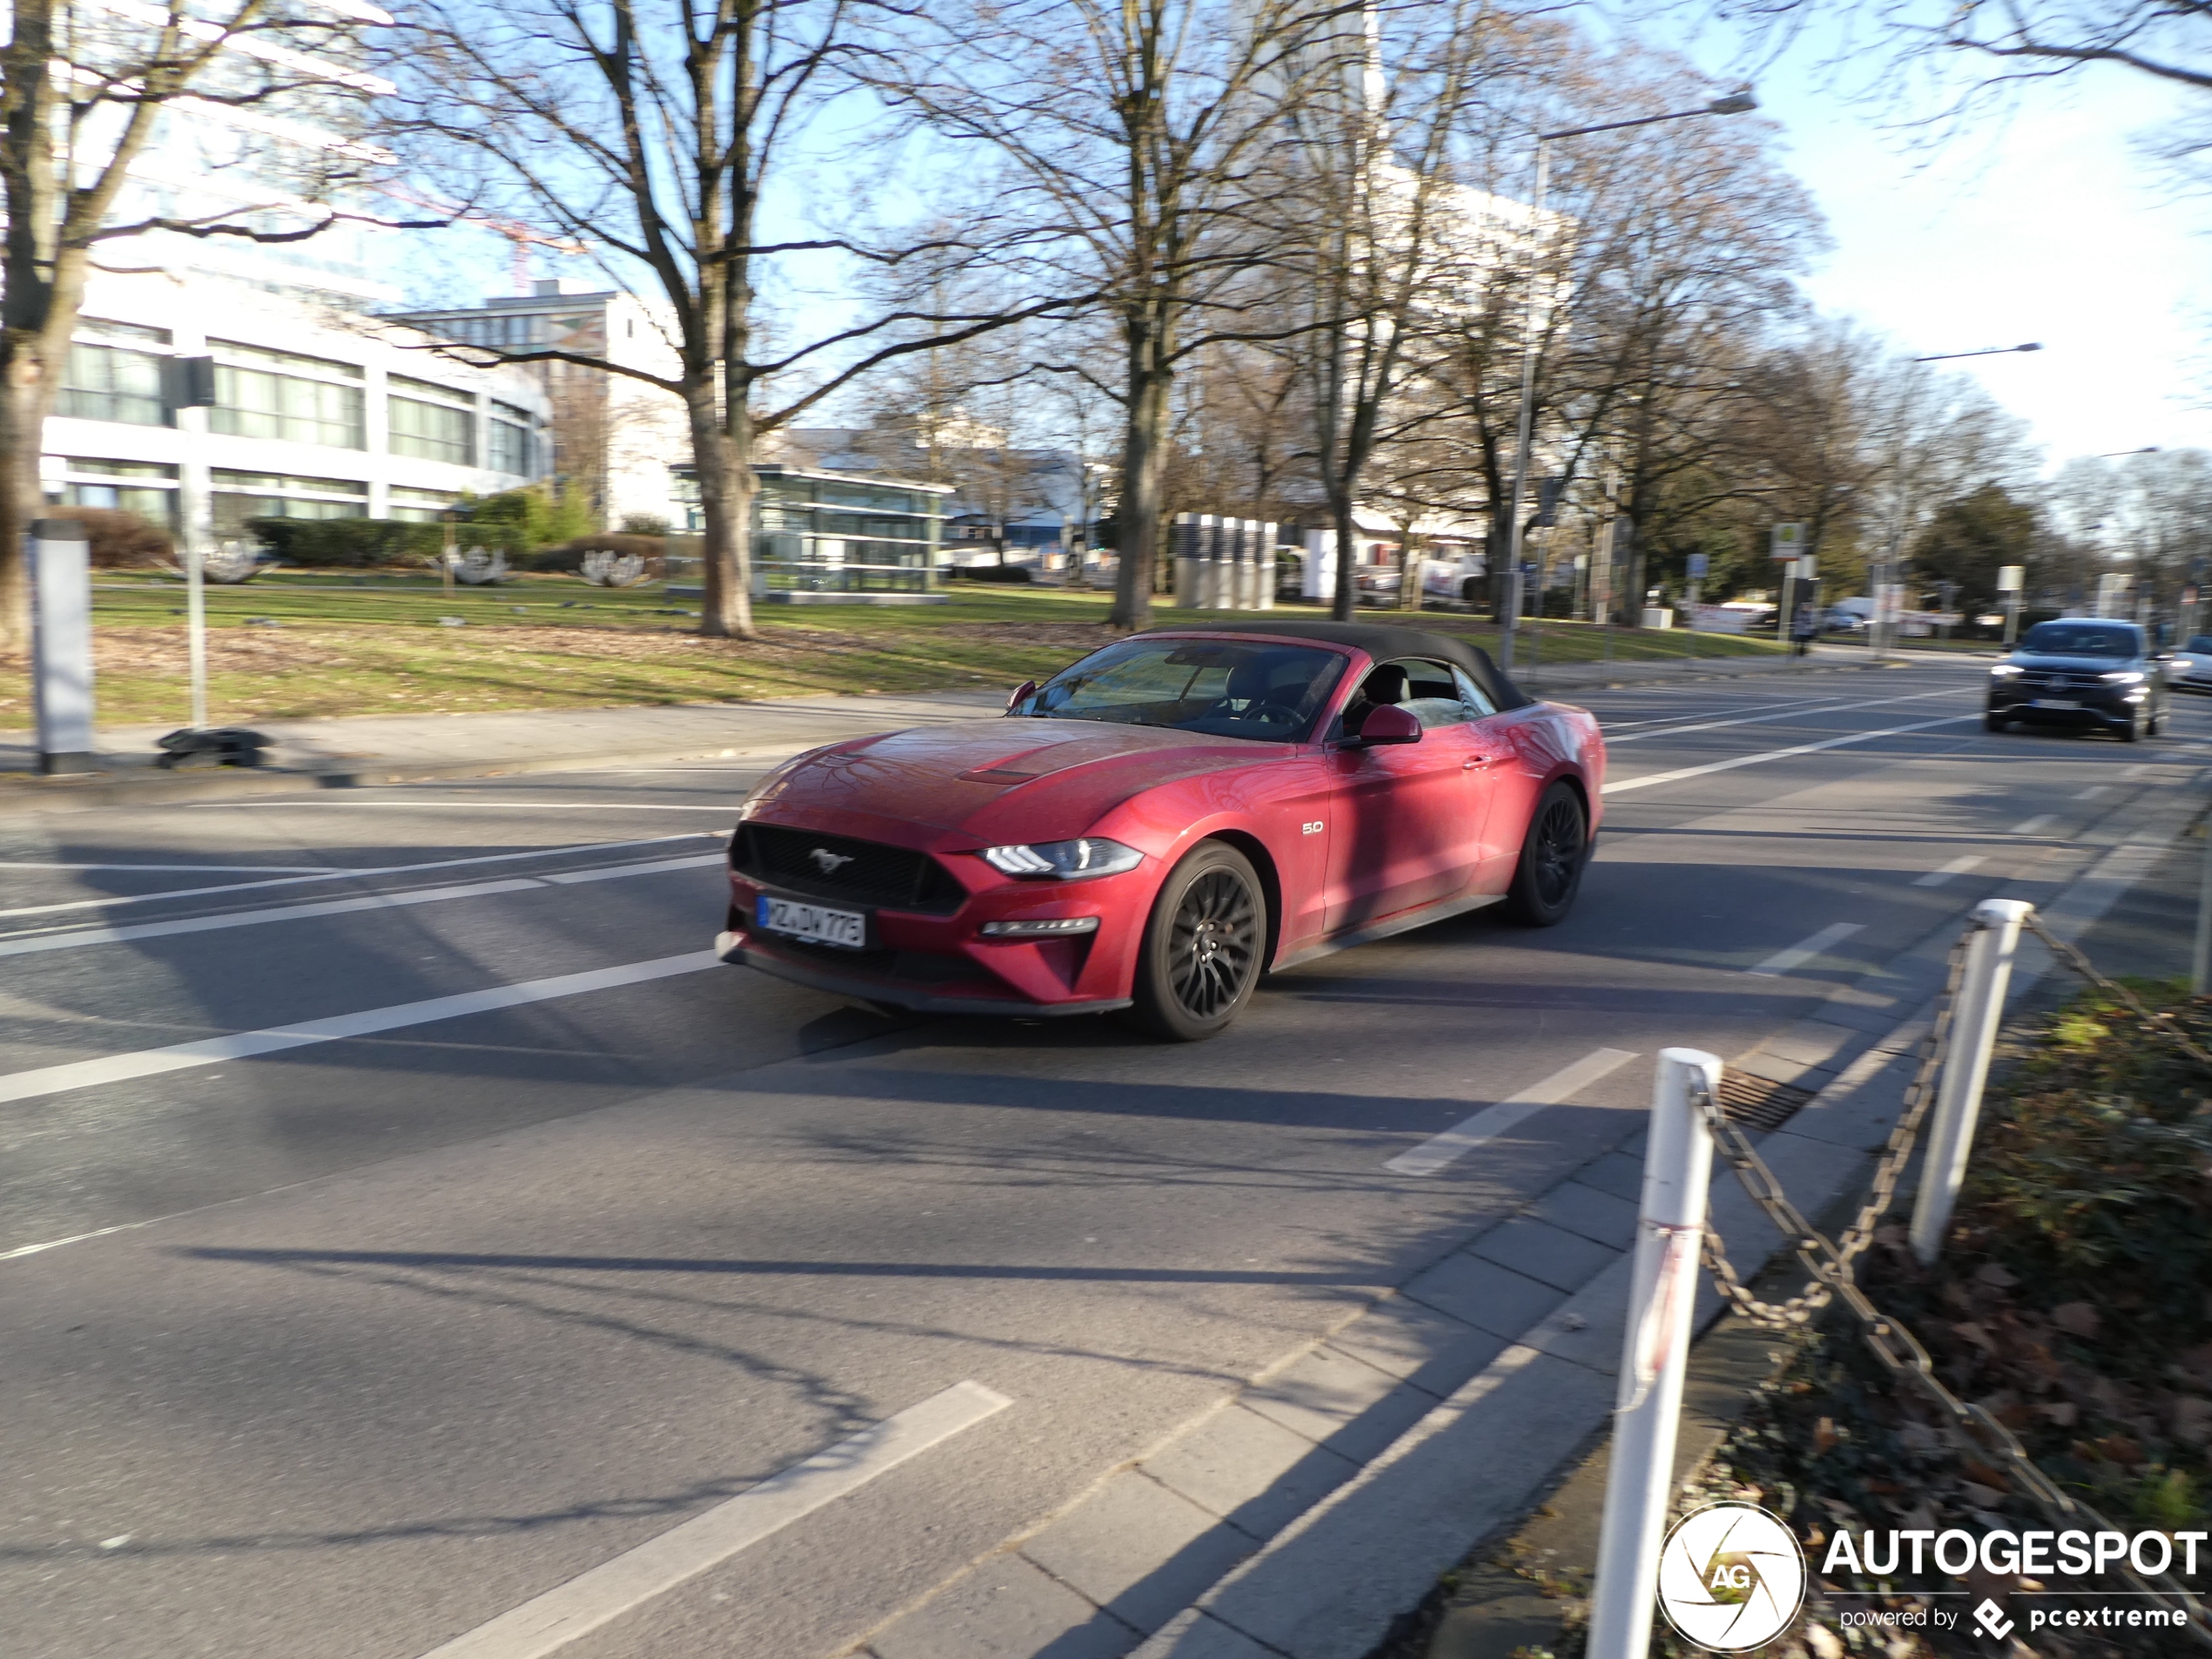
[
  {"xmin": 717, "ymin": 842, "xmax": 1156, "ymax": 1013},
  {"xmin": 1989, "ymin": 681, "xmax": 2147, "ymax": 725},
  {"xmin": 714, "ymin": 930, "xmax": 1133, "ymax": 1015}
]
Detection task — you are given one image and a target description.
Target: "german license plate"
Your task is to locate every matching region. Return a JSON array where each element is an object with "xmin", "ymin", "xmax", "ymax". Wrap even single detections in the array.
[
  {"xmin": 757, "ymin": 894, "xmax": 867, "ymax": 949},
  {"xmin": 2031, "ymin": 698, "xmax": 2081, "ymax": 710}
]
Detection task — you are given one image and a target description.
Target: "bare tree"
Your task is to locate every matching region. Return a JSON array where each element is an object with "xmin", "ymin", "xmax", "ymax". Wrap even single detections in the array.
[
  {"xmin": 874, "ymin": 0, "xmax": 1357, "ymax": 629},
  {"xmin": 0, "ymin": 0, "xmax": 394, "ymax": 646},
  {"xmin": 382, "ymin": 0, "xmax": 1068, "ymax": 639}
]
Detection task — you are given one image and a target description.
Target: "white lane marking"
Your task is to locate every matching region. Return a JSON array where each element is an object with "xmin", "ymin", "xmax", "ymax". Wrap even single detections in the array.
[
  {"xmin": 0, "ymin": 856, "xmax": 729, "ymax": 960},
  {"xmin": 1386, "ymin": 1049, "xmax": 1638, "ymax": 1177},
  {"xmin": 1601, "ymin": 715, "xmax": 1978, "ymax": 796},
  {"xmin": 0, "ymin": 952, "xmax": 721, "ymax": 1106},
  {"xmin": 2010, "ymin": 813, "xmax": 2055, "ymax": 835},
  {"xmin": 0, "ymin": 861, "xmax": 341, "ymax": 873},
  {"xmin": 2123, "ymin": 764, "xmax": 2153, "ymax": 779},
  {"xmin": 0, "ymin": 1218, "xmax": 158, "ymax": 1261},
  {"xmin": 1747, "ymin": 922, "xmax": 1863, "ymax": 978},
  {"xmin": 1912, "ymin": 854, "xmax": 1986, "ymax": 888},
  {"xmin": 192, "ymin": 800, "xmax": 744, "ymax": 812},
  {"xmin": 415, "ymin": 1381, "xmax": 1013, "ymax": 1659},
  {"xmin": 0, "ymin": 833, "xmax": 718, "ymax": 921},
  {"xmin": 2074, "ymin": 785, "xmax": 2110, "ymax": 800},
  {"xmin": 1604, "ymin": 688, "xmax": 1966, "ymax": 745},
  {"xmin": 541, "ymin": 854, "xmax": 725, "ymax": 885}
]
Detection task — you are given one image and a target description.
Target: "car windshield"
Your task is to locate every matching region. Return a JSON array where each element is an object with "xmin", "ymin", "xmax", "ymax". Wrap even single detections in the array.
[
  {"xmin": 1015, "ymin": 637, "xmax": 1348, "ymax": 741},
  {"xmin": 2020, "ymin": 623, "xmax": 2140, "ymax": 658},
  {"xmin": 2188, "ymin": 637, "xmax": 2212, "ymax": 654}
]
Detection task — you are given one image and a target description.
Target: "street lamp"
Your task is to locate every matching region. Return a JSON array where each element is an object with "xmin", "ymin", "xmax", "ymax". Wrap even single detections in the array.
[
  {"xmin": 1911, "ymin": 342, "xmax": 2042, "ymax": 363},
  {"xmin": 1501, "ymin": 91, "xmax": 1757, "ymax": 666}
]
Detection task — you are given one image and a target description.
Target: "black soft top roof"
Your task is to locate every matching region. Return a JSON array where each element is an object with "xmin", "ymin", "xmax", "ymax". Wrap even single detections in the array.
[{"xmin": 1140, "ymin": 619, "xmax": 1534, "ymax": 712}]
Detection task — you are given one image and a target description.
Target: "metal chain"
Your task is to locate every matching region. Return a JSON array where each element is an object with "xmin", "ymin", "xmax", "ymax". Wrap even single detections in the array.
[
  {"xmin": 1683, "ymin": 914, "xmax": 2212, "ymax": 1644},
  {"xmin": 2022, "ymin": 912, "xmax": 2212, "ymax": 1070}
]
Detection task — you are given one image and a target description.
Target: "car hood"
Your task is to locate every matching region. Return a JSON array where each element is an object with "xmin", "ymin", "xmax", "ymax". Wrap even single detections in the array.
[
  {"xmin": 2007, "ymin": 653, "xmax": 2144, "ymax": 673},
  {"xmin": 748, "ymin": 718, "xmax": 1293, "ymax": 840}
]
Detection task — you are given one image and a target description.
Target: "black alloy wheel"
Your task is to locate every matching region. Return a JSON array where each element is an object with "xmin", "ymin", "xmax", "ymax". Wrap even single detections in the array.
[
  {"xmin": 1503, "ymin": 781, "xmax": 1588, "ymax": 927},
  {"xmin": 1133, "ymin": 841, "xmax": 1264, "ymax": 1041},
  {"xmin": 1985, "ymin": 711, "xmax": 2010, "ymax": 732}
]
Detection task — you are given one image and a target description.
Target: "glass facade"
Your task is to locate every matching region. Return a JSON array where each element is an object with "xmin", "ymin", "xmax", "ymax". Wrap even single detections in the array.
[
  {"xmin": 51, "ymin": 458, "xmax": 179, "ymax": 524},
  {"xmin": 212, "ymin": 365, "xmax": 366, "ymax": 448},
  {"xmin": 752, "ymin": 468, "xmax": 944, "ymax": 594},
  {"xmin": 489, "ymin": 400, "xmax": 533, "ymax": 475},
  {"xmin": 389, "ymin": 394, "xmax": 475, "ymax": 464},
  {"xmin": 57, "ymin": 343, "xmax": 169, "ymax": 426},
  {"xmin": 209, "ymin": 469, "xmax": 368, "ymax": 536}
]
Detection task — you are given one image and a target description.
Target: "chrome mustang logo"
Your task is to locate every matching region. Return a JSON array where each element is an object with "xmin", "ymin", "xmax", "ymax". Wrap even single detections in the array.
[{"xmin": 809, "ymin": 847, "xmax": 855, "ymax": 874}]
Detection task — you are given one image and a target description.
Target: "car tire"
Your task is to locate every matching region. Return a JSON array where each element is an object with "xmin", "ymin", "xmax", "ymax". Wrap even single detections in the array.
[
  {"xmin": 2120, "ymin": 708, "xmax": 2144, "ymax": 743},
  {"xmin": 1131, "ymin": 840, "xmax": 1265, "ymax": 1042},
  {"xmin": 1502, "ymin": 781, "xmax": 1588, "ymax": 927},
  {"xmin": 1985, "ymin": 712, "xmax": 2009, "ymax": 732}
]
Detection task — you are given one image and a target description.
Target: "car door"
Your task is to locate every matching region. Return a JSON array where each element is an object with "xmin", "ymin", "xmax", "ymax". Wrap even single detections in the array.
[{"xmin": 1323, "ymin": 658, "xmax": 1492, "ymax": 933}]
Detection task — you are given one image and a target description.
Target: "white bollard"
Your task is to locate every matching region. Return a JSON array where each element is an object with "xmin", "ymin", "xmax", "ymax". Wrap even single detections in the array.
[
  {"xmin": 1588, "ymin": 1047, "xmax": 1721, "ymax": 1659},
  {"xmin": 185, "ymin": 537, "xmax": 208, "ymax": 732},
  {"xmin": 2193, "ymin": 817, "xmax": 2212, "ymax": 996},
  {"xmin": 1910, "ymin": 899, "xmax": 2033, "ymax": 1267},
  {"xmin": 30, "ymin": 518, "xmax": 96, "ymax": 774}
]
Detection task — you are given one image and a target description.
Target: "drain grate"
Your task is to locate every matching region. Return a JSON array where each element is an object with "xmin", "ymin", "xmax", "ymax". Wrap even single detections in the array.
[{"xmin": 1717, "ymin": 1069, "xmax": 1818, "ymax": 1133}]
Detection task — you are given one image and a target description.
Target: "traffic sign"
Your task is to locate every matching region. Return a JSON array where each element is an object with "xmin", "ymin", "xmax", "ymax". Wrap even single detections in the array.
[
  {"xmin": 1770, "ymin": 523, "xmax": 1807, "ymax": 560},
  {"xmin": 1686, "ymin": 553, "xmax": 1709, "ymax": 578}
]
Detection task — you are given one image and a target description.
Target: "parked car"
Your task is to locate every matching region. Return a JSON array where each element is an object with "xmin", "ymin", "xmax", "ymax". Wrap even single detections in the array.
[
  {"xmin": 1986, "ymin": 619, "xmax": 2172, "ymax": 740},
  {"xmin": 716, "ymin": 623, "xmax": 1605, "ymax": 1039},
  {"xmin": 2170, "ymin": 633, "xmax": 2212, "ymax": 693}
]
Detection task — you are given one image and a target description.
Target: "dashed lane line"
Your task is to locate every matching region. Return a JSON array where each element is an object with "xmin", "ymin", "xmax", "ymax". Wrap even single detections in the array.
[
  {"xmin": 1602, "ymin": 687, "xmax": 1968, "ymax": 745},
  {"xmin": 2010, "ymin": 813, "xmax": 2055, "ymax": 836},
  {"xmin": 415, "ymin": 1381, "xmax": 1013, "ymax": 1659},
  {"xmin": 1913, "ymin": 855, "xmax": 1987, "ymax": 888},
  {"xmin": 1747, "ymin": 922, "xmax": 1864, "ymax": 978},
  {"xmin": 0, "ymin": 951, "xmax": 723, "ymax": 1106},
  {"xmin": 0, "ymin": 833, "xmax": 720, "ymax": 921},
  {"xmin": 0, "ymin": 855, "xmax": 727, "ymax": 960},
  {"xmin": 1386, "ymin": 1049, "xmax": 1638, "ymax": 1177},
  {"xmin": 1601, "ymin": 715, "xmax": 1979, "ymax": 796}
]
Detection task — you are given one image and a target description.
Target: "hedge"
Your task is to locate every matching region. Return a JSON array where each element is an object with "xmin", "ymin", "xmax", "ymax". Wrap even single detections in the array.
[{"xmin": 246, "ymin": 517, "xmax": 447, "ymax": 568}]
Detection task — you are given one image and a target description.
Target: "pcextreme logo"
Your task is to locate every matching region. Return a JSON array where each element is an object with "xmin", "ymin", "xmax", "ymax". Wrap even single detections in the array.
[{"xmin": 1656, "ymin": 1501, "xmax": 1808, "ymax": 1651}]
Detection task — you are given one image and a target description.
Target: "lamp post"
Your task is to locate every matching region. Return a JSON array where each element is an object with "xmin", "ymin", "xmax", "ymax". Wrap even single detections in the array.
[
  {"xmin": 1500, "ymin": 90, "xmax": 1757, "ymax": 670},
  {"xmin": 1911, "ymin": 342, "xmax": 2042, "ymax": 363}
]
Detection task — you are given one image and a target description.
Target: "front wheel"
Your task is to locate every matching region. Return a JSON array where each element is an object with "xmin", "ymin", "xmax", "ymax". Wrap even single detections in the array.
[
  {"xmin": 1502, "ymin": 781, "xmax": 1588, "ymax": 927},
  {"xmin": 1131, "ymin": 841, "xmax": 1265, "ymax": 1042},
  {"xmin": 1985, "ymin": 711, "xmax": 2010, "ymax": 732}
]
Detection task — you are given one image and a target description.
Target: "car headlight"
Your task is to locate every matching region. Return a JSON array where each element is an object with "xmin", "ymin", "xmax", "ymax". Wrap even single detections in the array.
[
  {"xmin": 980, "ymin": 838, "xmax": 1144, "ymax": 880},
  {"xmin": 1990, "ymin": 664, "xmax": 2022, "ymax": 678},
  {"xmin": 2101, "ymin": 671, "xmax": 2146, "ymax": 684}
]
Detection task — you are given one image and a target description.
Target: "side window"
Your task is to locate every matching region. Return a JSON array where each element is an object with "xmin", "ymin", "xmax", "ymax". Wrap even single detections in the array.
[
  {"xmin": 1397, "ymin": 658, "xmax": 1471, "ymax": 730},
  {"xmin": 1452, "ymin": 665, "xmax": 1498, "ymax": 718}
]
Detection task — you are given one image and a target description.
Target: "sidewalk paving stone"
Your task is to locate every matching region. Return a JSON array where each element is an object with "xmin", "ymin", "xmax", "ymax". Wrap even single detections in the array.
[
  {"xmin": 1466, "ymin": 1215, "xmax": 1620, "ymax": 1293},
  {"xmin": 1139, "ymin": 1406, "xmax": 1360, "ymax": 1541},
  {"xmin": 1399, "ymin": 1251, "xmax": 1568, "ymax": 1337},
  {"xmin": 1019, "ymin": 1473, "xmax": 1258, "ymax": 1638}
]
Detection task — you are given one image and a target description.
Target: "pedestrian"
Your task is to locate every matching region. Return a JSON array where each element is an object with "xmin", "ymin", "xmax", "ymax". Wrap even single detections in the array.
[{"xmin": 1791, "ymin": 601, "xmax": 1817, "ymax": 657}]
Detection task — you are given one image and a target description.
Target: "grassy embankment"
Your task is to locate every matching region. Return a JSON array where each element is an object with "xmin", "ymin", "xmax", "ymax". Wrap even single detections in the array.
[{"xmin": 3, "ymin": 570, "xmax": 1789, "ymax": 726}]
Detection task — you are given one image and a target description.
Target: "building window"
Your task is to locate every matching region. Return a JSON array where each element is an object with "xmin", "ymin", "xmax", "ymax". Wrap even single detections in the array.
[
  {"xmin": 388, "ymin": 485, "xmax": 458, "ymax": 524},
  {"xmin": 49, "ymin": 458, "xmax": 179, "ymax": 524},
  {"xmin": 57, "ymin": 343, "xmax": 169, "ymax": 426},
  {"xmin": 388, "ymin": 374, "xmax": 476, "ymax": 465},
  {"xmin": 489, "ymin": 399, "xmax": 534, "ymax": 476},
  {"xmin": 210, "ymin": 469, "xmax": 368, "ymax": 536}
]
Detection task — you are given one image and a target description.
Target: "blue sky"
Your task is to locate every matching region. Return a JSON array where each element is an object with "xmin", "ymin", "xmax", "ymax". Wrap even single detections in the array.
[{"xmin": 1649, "ymin": 15, "xmax": 2212, "ymax": 469}]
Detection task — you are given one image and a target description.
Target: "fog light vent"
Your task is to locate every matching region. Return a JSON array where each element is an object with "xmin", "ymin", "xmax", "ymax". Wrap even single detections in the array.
[{"xmin": 978, "ymin": 917, "xmax": 1101, "ymax": 939}]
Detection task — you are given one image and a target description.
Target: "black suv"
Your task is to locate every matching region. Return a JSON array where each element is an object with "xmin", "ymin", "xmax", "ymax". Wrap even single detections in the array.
[{"xmin": 1986, "ymin": 619, "xmax": 2170, "ymax": 741}]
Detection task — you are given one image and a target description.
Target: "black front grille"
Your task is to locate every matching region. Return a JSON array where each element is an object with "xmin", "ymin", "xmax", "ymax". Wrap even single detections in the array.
[{"xmin": 733, "ymin": 824, "xmax": 966, "ymax": 914}]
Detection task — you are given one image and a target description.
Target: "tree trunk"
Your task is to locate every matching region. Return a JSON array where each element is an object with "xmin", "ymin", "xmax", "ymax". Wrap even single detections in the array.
[
  {"xmin": 689, "ymin": 383, "xmax": 757, "ymax": 639},
  {"xmin": 1111, "ymin": 313, "xmax": 1171, "ymax": 631},
  {"xmin": 0, "ymin": 354, "xmax": 52, "ymax": 650},
  {"xmin": 1329, "ymin": 495, "xmax": 1358, "ymax": 623}
]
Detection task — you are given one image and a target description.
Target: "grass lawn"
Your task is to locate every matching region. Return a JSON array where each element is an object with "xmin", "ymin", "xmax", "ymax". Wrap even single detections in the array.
[{"xmin": 1, "ymin": 570, "xmax": 1787, "ymax": 728}]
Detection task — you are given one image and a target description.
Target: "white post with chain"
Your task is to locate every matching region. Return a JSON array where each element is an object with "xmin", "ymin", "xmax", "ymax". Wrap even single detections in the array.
[
  {"xmin": 1910, "ymin": 899, "xmax": 2032, "ymax": 1267},
  {"xmin": 1589, "ymin": 1048, "xmax": 1721, "ymax": 1659}
]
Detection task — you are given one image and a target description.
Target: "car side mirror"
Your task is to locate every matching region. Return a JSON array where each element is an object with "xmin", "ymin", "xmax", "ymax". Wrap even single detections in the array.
[
  {"xmin": 1007, "ymin": 680, "xmax": 1037, "ymax": 713},
  {"xmin": 1353, "ymin": 705, "xmax": 1422, "ymax": 746}
]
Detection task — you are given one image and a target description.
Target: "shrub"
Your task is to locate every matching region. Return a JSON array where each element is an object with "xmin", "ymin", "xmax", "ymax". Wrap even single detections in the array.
[
  {"xmin": 247, "ymin": 517, "xmax": 445, "ymax": 567},
  {"xmin": 945, "ymin": 563, "xmax": 1032, "ymax": 583},
  {"xmin": 618, "ymin": 513, "xmax": 672, "ymax": 536},
  {"xmin": 56, "ymin": 507, "xmax": 175, "ymax": 570},
  {"xmin": 455, "ymin": 482, "xmax": 594, "ymax": 550}
]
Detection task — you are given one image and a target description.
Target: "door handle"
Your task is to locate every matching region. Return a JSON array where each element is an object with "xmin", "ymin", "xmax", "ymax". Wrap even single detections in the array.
[{"xmin": 1464, "ymin": 756, "xmax": 1498, "ymax": 770}]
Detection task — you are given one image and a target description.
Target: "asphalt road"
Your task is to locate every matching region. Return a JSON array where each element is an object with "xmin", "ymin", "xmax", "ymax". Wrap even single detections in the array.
[{"xmin": 2, "ymin": 657, "xmax": 2199, "ymax": 1659}]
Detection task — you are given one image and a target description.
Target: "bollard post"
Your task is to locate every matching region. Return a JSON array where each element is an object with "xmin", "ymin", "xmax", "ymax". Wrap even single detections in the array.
[
  {"xmin": 185, "ymin": 537, "xmax": 209, "ymax": 732},
  {"xmin": 30, "ymin": 518, "xmax": 96, "ymax": 774},
  {"xmin": 1588, "ymin": 1048, "xmax": 1721, "ymax": 1659},
  {"xmin": 1910, "ymin": 899, "xmax": 2033, "ymax": 1266}
]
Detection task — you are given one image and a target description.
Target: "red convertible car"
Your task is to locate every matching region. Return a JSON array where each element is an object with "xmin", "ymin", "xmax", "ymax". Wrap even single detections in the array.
[{"xmin": 715, "ymin": 622, "xmax": 1605, "ymax": 1039}]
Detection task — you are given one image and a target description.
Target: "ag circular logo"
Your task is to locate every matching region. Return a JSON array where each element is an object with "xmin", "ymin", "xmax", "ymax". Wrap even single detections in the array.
[{"xmin": 1656, "ymin": 1501, "xmax": 1807, "ymax": 1651}]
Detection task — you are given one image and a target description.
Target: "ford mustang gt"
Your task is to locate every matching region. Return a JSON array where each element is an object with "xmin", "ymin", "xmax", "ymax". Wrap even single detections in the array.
[{"xmin": 714, "ymin": 621, "xmax": 1606, "ymax": 1040}]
